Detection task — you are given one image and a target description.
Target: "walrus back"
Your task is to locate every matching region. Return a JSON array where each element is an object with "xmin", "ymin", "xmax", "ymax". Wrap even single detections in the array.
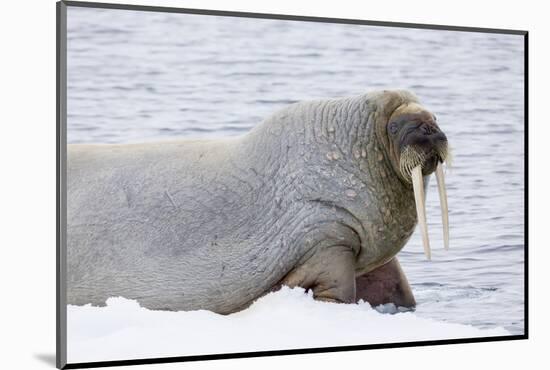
[{"xmin": 66, "ymin": 138, "xmax": 293, "ymax": 313}]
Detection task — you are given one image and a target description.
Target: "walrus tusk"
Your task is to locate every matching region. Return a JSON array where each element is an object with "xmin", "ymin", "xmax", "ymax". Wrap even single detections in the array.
[
  {"xmin": 411, "ymin": 166, "xmax": 431, "ymax": 260},
  {"xmin": 435, "ymin": 163, "xmax": 449, "ymax": 250}
]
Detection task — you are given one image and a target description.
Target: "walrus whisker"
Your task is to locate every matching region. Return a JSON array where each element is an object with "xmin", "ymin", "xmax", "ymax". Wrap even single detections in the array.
[
  {"xmin": 411, "ymin": 165, "xmax": 431, "ymax": 260},
  {"xmin": 399, "ymin": 146, "xmax": 426, "ymax": 181},
  {"xmin": 439, "ymin": 144, "xmax": 453, "ymax": 168}
]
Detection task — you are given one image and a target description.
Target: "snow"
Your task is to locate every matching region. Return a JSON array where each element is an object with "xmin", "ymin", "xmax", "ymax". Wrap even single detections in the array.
[{"xmin": 67, "ymin": 287, "xmax": 509, "ymax": 363}]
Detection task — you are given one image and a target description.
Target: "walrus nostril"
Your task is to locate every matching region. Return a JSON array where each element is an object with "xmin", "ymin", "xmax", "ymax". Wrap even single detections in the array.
[{"xmin": 420, "ymin": 123, "xmax": 439, "ymax": 136}]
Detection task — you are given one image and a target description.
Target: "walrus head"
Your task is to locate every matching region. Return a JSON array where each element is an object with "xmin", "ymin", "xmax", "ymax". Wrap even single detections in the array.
[{"xmin": 384, "ymin": 101, "xmax": 450, "ymax": 260}]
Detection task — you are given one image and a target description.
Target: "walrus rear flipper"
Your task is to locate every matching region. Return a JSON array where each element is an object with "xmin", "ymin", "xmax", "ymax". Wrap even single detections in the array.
[{"xmin": 355, "ymin": 257, "xmax": 416, "ymax": 308}]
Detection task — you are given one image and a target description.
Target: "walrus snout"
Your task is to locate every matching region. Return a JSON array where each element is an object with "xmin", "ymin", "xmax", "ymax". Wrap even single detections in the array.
[
  {"xmin": 397, "ymin": 120, "xmax": 448, "ymax": 176},
  {"xmin": 400, "ymin": 120, "xmax": 446, "ymax": 150}
]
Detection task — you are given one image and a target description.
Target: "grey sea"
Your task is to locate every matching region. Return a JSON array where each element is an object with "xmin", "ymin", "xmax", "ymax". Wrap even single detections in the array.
[{"xmin": 67, "ymin": 7, "xmax": 525, "ymax": 335}]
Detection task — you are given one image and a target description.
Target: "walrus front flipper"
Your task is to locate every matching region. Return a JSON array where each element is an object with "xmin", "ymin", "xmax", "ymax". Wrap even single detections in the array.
[
  {"xmin": 355, "ymin": 257, "xmax": 416, "ymax": 308},
  {"xmin": 280, "ymin": 245, "xmax": 357, "ymax": 304}
]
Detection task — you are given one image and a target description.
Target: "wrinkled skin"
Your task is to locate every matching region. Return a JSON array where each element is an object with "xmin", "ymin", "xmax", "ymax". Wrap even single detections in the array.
[{"xmin": 67, "ymin": 90, "xmax": 446, "ymax": 313}]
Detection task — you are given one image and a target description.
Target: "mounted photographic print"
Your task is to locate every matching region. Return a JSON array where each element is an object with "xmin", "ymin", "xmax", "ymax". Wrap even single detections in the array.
[{"xmin": 56, "ymin": 1, "xmax": 528, "ymax": 368}]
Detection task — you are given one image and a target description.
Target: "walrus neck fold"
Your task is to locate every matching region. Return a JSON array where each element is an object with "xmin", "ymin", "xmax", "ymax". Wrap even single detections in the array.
[{"xmin": 239, "ymin": 94, "xmax": 376, "ymax": 175}]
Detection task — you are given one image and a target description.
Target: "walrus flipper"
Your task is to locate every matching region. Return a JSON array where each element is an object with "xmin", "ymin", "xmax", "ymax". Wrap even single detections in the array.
[
  {"xmin": 280, "ymin": 245, "xmax": 357, "ymax": 304},
  {"xmin": 355, "ymin": 257, "xmax": 416, "ymax": 308}
]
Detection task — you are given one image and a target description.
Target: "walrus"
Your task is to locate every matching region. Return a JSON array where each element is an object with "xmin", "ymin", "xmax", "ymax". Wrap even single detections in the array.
[{"xmin": 67, "ymin": 89, "xmax": 449, "ymax": 313}]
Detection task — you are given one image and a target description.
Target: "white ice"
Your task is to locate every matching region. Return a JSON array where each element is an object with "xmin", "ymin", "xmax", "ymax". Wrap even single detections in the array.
[{"xmin": 67, "ymin": 286, "xmax": 509, "ymax": 363}]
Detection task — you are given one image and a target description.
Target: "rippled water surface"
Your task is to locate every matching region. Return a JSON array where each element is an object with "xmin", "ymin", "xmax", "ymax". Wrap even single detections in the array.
[{"xmin": 67, "ymin": 7, "xmax": 525, "ymax": 334}]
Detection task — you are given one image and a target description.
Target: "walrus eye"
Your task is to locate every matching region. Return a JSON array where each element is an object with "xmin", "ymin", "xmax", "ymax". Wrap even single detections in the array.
[{"xmin": 389, "ymin": 122, "xmax": 399, "ymax": 135}]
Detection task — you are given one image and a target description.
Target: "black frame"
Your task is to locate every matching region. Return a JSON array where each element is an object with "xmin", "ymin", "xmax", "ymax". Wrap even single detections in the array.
[{"xmin": 56, "ymin": 1, "xmax": 529, "ymax": 368}]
